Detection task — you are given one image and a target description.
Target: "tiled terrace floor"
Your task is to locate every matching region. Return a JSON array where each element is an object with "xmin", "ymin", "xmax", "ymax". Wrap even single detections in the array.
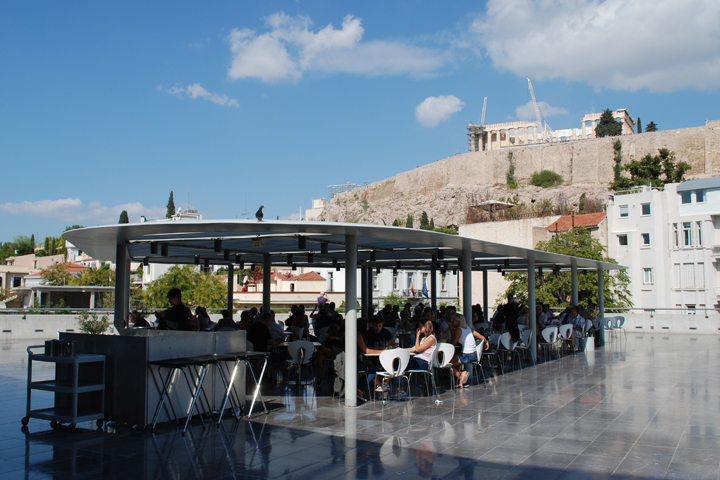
[{"xmin": 1, "ymin": 333, "xmax": 720, "ymax": 479}]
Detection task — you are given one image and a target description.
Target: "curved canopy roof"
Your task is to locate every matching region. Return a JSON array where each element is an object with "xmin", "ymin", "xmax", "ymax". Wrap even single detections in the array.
[{"xmin": 63, "ymin": 220, "xmax": 623, "ymax": 272}]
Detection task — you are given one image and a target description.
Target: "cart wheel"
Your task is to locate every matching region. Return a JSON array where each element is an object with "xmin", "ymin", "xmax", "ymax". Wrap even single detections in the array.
[
  {"xmin": 96, "ymin": 419, "xmax": 103, "ymax": 428},
  {"xmin": 21, "ymin": 417, "xmax": 29, "ymax": 426},
  {"xmin": 50, "ymin": 421, "xmax": 58, "ymax": 429}
]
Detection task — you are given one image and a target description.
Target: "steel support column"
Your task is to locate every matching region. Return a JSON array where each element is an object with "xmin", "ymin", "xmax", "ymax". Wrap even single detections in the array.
[
  {"xmin": 597, "ymin": 266, "xmax": 605, "ymax": 347},
  {"xmin": 528, "ymin": 255, "xmax": 537, "ymax": 360},
  {"xmin": 263, "ymin": 254, "xmax": 271, "ymax": 315},
  {"xmin": 482, "ymin": 270, "xmax": 489, "ymax": 322},
  {"xmin": 345, "ymin": 235, "xmax": 358, "ymax": 407},
  {"xmin": 571, "ymin": 260, "xmax": 579, "ymax": 306},
  {"xmin": 462, "ymin": 246, "xmax": 472, "ymax": 323},
  {"xmin": 430, "ymin": 262, "xmax": 437, "ymax": 313},
  {"xmin": 227, "ymin": 264, "xmax": 234, "ymax": 316},
  {"xmin": 114, "ymin": 241, "xmax": 130, "ymax": 332},
  {"xmin": 361, "ymin": 262, "xmax": 369, "ymax": 320}
]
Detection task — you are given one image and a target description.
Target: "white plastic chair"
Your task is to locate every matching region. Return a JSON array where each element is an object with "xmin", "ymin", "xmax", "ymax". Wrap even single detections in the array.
[
  {"xmin": 467, "ymin": 339, "xmax": 487, "ymax": 386},
  {"xmin": 498, "ymin": 332, "xmax": 521, "ymax": 372},
  {"xmin": 318, "ymin": 327, "xmax": 329, "ymax": 343},
  {"xmin": 291, "ymin": 325, "xmax": 305, "ymax": 340},
  {"xmin": 384, "ymin": 327, "xmax": 398, "ymax": 341},
  {"xmin": 286, "ymin": 340, "xmax": 315, "ymax": 385},
  {"xmin": 434, "ymin": 343, "xmax": 457, "ymax": 390},
  {"xmin": 515, "ymin": 329, "xmax": 535, "ymax": 365},
  {"xmin": 407, "ymin": 348, "xmax": 440, "ymax": 401},
  {"xmin": 376, "ymin": 349, "xmax": 411, "ymax": 402},
  {"xmin": 539, "ymin": 326, "xmax": 558, "ymax": 361},
  {"xmin": 557, "ymin": 324, "xmax": 574, "ymax": 355}
]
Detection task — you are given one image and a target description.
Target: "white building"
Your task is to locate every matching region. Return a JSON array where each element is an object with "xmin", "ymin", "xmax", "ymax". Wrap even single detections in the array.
[{"xmin": 607, "ymin": 178, "xmax": 720, "ymax": 313}]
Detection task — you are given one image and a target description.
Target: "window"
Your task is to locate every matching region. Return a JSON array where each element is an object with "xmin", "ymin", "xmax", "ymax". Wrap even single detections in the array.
[
  {"xmin": 407, "ymin": 273, "xmax": 414, "ymax": 291},
  {"xmin": 641, "ymin": 203, "xmax": 651, "ymax": 216},
  {"xmin": 672, "ymin": 224, "xmax": 679, "ymax": 247},
  {"xmin": 683, "ymin": 263, "xmax": 695, "ymax": 289},
  {"xmin": 618, "ymin": 234, "xmax": 628, "ymax": 246},
  {"xmin": 641, "ymin": 233, "xmax": 650, "ymax": 246},
  {"xmin": 373, "ymin": 273, "xmax": 378, "ymax": 290},
  {"xmin": 696, "ymin": 190, "xmax": 706, "ymax": 203},
  {"xmin": 681, "ymin": 191, "xmax": 692, "ymax": 204},
  {"xmin": 0, "ymin": 278, "xmax": 2, "ymax": 288},
  {"xmin": 392, "ymin": 273, "xmax": 398, "ymax": 290},
  {"xmin": 619, "ymin": 205, "xmax": 629, "ymax": 218},
  {"xmin": 696, "ymin": 221, "xmax": 703, "ymax": 247},
  {"xmin": 673, "ymin": 264, "xmax": 681, "ymax": 288},
  {"xmin": 441, "ymin": 274, "xmax": 447, "ymax": 291},
  {"xmin": 697, "ymin": 263, "xmax": 705, "ymax": 289},
  {"xmin": 422, "ymin": 273, "xmax": 429, "ymax": 288},
  {"xmin": 683, "ymin": 222, "xmax": 693, "ymax": 247},
  {"xmin": 290, "ymin": 284, "xmax": 295, "ymax": 292},
  {"xmin": 327, "ymin": 272, "xmax": 334, "ymax": 292},
  {"xmin": 12, "ymin": 277, "xmax": 21, "ymax": 288},
  {"xmin": 642, "ymin": 268, "xmax": 654, "ymax": 285},
  {"xmin": 686, "ymin": 304, "xmax": 696, "ymax": 315}
]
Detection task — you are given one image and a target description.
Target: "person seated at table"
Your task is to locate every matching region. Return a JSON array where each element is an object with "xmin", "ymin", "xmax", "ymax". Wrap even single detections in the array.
[
  {"xmin": 247, "ymin": 313, "xmax": 284, "ymax": 368},
  {"xmin": 315, "ymin": 322, "xmax": 345, "ymax": 385},
  {"xmin": 439, "ymin": 306, "xmax": 456, "ymax": 340},
  {"xmin": 248, "ymin": 307, "xmax": 259, "ymax": 323},
  {"xmin": 291, "ymin": 305, "xmax": 309, "ymax": 336},
  {"xmin": 156, "ymin": 288, "xmax": 198, "ymax": 331},
  {"xmin": 536, "ymin": 304, "xmax": 548, "ymax": 330},
  {"xmin": 130, "ymin": 310, "xmax": 150, "ymax": 328},
  {"xmin": 285, "ymin": 305, "xmax": 298, "ymax": 328},
  {"xmin": 195, "ymin": 306, "xmax": 214, "ymax": 331},
  {"xmin": 405, "ymin": 321, "xmax": 438, "ymax": 373},
  {"xmin": 491, "ymin": 305, "xmax": 506, "ymax": 333},
  {"xmin": 314, "ymin": 307, "xmax": 333, "ymax": 333},
  {"xmin": 356, "ymin": 318, "xmax": 389, "ymax": 399},
  {"xmin": 504, "ymin": 303, "xmax": 521, "ymax": 342},
  {"xmin": 268, "ymin": 310, "xmax": 286, "ymax": 339},
  {"xmin": 517, "ymin": 307, "xmax": 530, "ymax": 331},
  {"xmin": 367, "ymin": 315, "xmax": 398, "ymax": 348},
  {"xmin": 557, "ymin": 307, "xmax": 571, "ymax": 325},
  {"xmin": 568, "ymin": 305, "xmax": 586, "ymax": 350},
  {"xmin": 398, "ymin": 309, "xmax": 413, "ymax": 331},
  {"xmin": 381, "ymin": 304, "xmax": 396, "ymax": 328},
  {"xmin": 214, "ymin": 310, "xmax": 239, "ymax": 331},
  {"xmin": 237, "ymin": 310, "xmax": 252, "ymax": 330},
  {"xmin": 449, "ymin": 314, "xmax": 489, "ymax": 387}
]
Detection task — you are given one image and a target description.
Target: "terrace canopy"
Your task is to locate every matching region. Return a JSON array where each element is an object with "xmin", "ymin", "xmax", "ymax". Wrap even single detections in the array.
[{"xmin": 64, "ymin": 220, "xmax": 623, "ymax": 407}]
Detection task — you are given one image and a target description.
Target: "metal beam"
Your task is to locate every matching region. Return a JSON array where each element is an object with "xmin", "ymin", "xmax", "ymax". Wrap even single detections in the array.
[
  {"xmin": 571, "ymin": 259, "xmax": 579, "ymax": 305},
  {"xmin": 114, "ymin": 241, "xmax": 130, "ymax": 332},
  {"xmin": 227, "ymin": 264, "xmax": 234, "ymax": 316},
  {"xmin": 528, "ymin": 255, "xmax": 537, "ymax": 360},
  {"xmin": 597, "ymin": 266, "xmax": 605, "ymax": 347},
  {"xmin": 361, "ymin": 262, "xmax": 369, "ymax": 321},
  {"xmin": 430, "ymin": 262, "xmax": 437, "ymax": 313},
  {"xmin": 462, "ymin": 246, "xmax": 473, "ymax": 322},
  {"xmin": 263, "ymin": 253, "xmax": 271, "ymax": 315},
  {"xmin": 482, "ymin": 269, "xmax": 489, "ymax": 322}
]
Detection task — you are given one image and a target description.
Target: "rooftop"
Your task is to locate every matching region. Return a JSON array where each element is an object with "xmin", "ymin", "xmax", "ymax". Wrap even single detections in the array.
[
  {"xmin": 4, "ymin": 333, "xmax": 718, "ymax": 479},
  {"xmin": 544, "ymin": 212, "xmax": 607, "ymax": 232}
]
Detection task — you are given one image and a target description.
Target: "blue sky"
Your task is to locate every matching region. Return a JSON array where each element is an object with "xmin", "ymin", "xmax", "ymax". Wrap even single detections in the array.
[{"xmin": 1, "ymin": 0, "xmax": 719, "ymax": 243}]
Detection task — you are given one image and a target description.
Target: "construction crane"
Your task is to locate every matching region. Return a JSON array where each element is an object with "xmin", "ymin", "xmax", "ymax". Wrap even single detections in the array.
[
  {"xmin": 527, "ymin": 78, "xmax": 555, "ymax": 143},
  {"xmin": 480, "ymin": 97, "xmax": 487, "ymax": 126}
]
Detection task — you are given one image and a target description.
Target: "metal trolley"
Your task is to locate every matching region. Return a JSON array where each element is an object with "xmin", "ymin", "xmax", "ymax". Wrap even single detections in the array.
[{"xmin": 22, "ymin": 345, "xmax": 105, "ymax": 430}]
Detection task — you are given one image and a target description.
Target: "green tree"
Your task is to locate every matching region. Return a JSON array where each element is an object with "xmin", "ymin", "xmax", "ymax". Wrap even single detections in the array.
[
  {"xmin": 595, "ymin": 109, "xmax": 622, "ymax": 137},
  {"xmin": 41, "ymin": 263, "xmax": 76, "ymax": 286},
  {"xmin": 64, "ymin": 225, "xmax": 84, "ymax": 232},
  {"xmin": 501, "ymin": 227, "xmax": 632, "ymax": 312},
  {"xmin": 613, "ymin": 140, "xmax": 623, "ymax": 182},
  {"xmin": 406, "ymin": 213, "xmax": 414, "ymax": 229},
  {"xmin": 530, "ymin": 170, "xmax": 563, "ymax": 188},
  {"xmin": 419, "ymin": 211, "xmax": 430, "ymax": 230},
  {"xmin": 506, "ymin": 152, "xmax": 518, "ymax": 189},
  {"xmin": 30, "ymin": 234, "xmax": 35, "ymax": 251},
  {"xmin": 429, "ymin": 218, "xmax": 435, "ymax": 230},
  {"xmin": 75, "ymin": 264, "xmax": 115, "ymax": 286},
  {"xmin": 119, "ymin": 210, "xmax": 129, "ymax": 224},
  {"xmin": 578, "ymin": 193, "xmax": 588, "ymax": 214},
  {"xmin": 610, "ymin": 148, "xmax": 690, "ymax": 190},
  {"xmin": 166, "ymin": 191, "xmax": 176, "ymax": 218},
  {"xmin": 144, "ymin": 265, "xmax": 227, "ymax": 309},
  {"xmin": 645, "ymin": 121, "xmax": 657, "ymax": 132},
  {"xmin": 637, "ymin": 117, "xmax": 642, "ymax": 133},
  {"xmin": 12, "ymin": 236, "xmax": 35, "ymax": 256}
]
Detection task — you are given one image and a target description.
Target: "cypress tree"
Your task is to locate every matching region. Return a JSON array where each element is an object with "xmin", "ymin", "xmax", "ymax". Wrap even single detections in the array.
[
  {"xmin": 119, "ymin": 210, "xmax": 129, "ymax": 224},
  {"xmin": 637, "ymin": 117, "xmax": 642, "ymax": 133},
  {"xmin": 166, "ymin": 191, "xmax": 176, "ymax": 218}
]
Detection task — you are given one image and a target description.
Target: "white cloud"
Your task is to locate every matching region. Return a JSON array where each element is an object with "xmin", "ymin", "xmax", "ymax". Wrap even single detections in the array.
[
  {"xmin": 228, "ymin": 13, "xmax": 447, "ymax": 83},
  {"xmin": 515, "ymin": 101, "xmax": 568, "ymax": 122},
  {"xmin": 0, "ymin": 198, "xmax": 165, "ymax": 224},
  {"xmin": 472, "ymin": 0, "xmax": 720, "ymax": 91},
  {"xmin": 415, "ymin": 95, "xmax": 465, "ymax": 127},
  {"xmin": 165, "ymin": 83, "xmax": 239, "ymax": 107}
]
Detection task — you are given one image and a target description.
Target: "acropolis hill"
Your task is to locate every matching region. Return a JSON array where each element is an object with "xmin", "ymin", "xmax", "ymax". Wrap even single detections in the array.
[{"xmin": 319, "ymin": 120, "xmax": 720, "ymax": 228}]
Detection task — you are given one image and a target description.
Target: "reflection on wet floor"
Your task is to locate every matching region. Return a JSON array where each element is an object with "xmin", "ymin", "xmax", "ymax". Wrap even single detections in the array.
[{"xmin": 2, "ymin": 334, "xmax": 720, "ymax": 479}]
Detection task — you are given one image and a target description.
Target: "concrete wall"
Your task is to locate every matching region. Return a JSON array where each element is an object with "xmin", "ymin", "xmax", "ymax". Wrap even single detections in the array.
[
  {"xmin": 618, "ymin": 313, "xmax": 720, "ymax": 335},
  {"xmin": 0, "ymin": 314, "xmax": 118, "ymax": 340}
]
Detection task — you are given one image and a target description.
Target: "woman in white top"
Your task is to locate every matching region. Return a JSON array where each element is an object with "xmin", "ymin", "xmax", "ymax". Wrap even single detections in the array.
[
  {"xmin": 451, "ymin": 314, "xmax": 489, "ymax": 386},
  {"xmin": 405, "ymin": 321, "xmax": 437, "ymax": 371}
]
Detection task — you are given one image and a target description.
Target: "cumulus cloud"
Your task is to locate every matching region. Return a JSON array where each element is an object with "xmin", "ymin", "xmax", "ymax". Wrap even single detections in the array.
[
  {"xmin": 472, "ymin": 0, "xmax": 720, "ymax": 91},
  {"xmin": 415, "ymin": 95, "xmax": 465, "ymax": 127},
  {"xmin": 164, "ymin": 83, "xmax": 239, "ymax": 107},
  {"xmin": 228, "ymin": 13, "xmax": 447, "ymax": 82},
  {"xmin": 515, "ymin": 101, "xmax": 568, "ymax": 122},
  {"xmin": 0, "ymin": 198, "xmax": 165, "ymax": 224}
]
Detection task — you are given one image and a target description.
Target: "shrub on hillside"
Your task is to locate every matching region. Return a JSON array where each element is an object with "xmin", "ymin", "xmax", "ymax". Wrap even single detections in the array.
[{"xmin": 531, "ymin": 170, "xmax": 563, "ymax": 188}]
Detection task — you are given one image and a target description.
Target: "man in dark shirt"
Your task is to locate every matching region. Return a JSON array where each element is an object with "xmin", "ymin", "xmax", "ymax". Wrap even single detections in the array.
[
  {"xmin": 248, "ymin": 313, "xmax": 282, "ymax": 352},
  {"xmin": 367, "ymin": 315, "xmax": 397, "ymax": 348},
  {"xmin": 156, "ymin": 288, "xmax": 194, "ymax": 330}
]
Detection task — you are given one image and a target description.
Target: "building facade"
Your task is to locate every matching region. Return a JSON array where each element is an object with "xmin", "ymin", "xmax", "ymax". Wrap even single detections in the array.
[{"xmin": 607, "ymin": 179, "xmax": 720, "ymax": 313}]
